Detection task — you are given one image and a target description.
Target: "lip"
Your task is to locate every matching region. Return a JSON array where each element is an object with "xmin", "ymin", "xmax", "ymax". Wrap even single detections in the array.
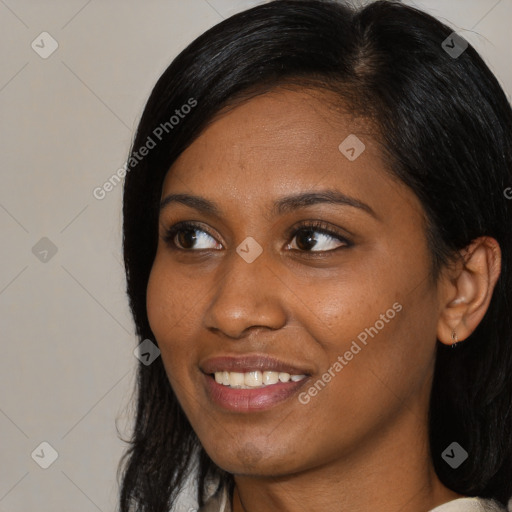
[
  {"xmin": 202, "ymin": 372, "xmax": 310, "ymax": 412},
  {"xmin": 200, "ymin": 354, "xmax": 312, "ymax": 375},
  {"xmin": 199, "ymin": 354, "xmax": 312, "ymax": 412}
]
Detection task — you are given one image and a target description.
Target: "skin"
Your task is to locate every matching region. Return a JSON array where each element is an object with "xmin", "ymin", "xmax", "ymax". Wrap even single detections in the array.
[{"xmin": 146, "ymin": 87, "xmax": 501, "ymax": 512}]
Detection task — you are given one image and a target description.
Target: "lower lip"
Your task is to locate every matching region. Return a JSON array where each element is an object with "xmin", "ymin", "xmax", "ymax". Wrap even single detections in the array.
[{"xmin": 202, "ymin": 373, "xmax": 309, "ymax": 412}]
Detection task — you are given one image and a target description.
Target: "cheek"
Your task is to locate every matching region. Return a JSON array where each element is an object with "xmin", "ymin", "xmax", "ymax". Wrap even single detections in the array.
[
  {"xmin": 311, "ymin": 290, "xmax": 436, "ymax": 412},
  {"xmin": 294, "ymin": 247, "xmax": 438, "ymax": 395},
  {"xmin": 146, "ymin": 259, "xmax": 198, "ymax": 377},
  {"xmin": 293, "ymin": 257, "xmax": 403, "ymax": 349},
  {"xmin": 147, "ymin": 256, "xmax": 199, "ymax": 339},
  {"xmin": 146, "ymin": 262, "xmax": 172, "ymax": 341}
]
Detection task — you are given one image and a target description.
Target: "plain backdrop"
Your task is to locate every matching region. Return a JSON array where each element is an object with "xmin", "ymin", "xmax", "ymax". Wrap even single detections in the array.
[{"xmin": 0, "ymin": 1, "xmax": 511, "ymax": 511}]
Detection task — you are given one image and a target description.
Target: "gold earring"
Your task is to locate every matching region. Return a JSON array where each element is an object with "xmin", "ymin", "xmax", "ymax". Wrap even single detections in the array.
[{"xmin": 451, "ymin": 330, "xmax": 459, "ymax": 348}]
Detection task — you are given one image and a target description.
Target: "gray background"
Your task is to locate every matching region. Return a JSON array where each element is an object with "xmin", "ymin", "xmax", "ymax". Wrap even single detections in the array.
[{"xmin": 1, "ymin": 1, "xmax": 511, "ymax": 511}]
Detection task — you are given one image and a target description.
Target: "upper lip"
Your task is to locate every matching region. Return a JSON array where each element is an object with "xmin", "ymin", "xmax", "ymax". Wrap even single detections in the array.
[{"xmin": 200, "ymin": 354, "xmax": 312, "ymax": 375}]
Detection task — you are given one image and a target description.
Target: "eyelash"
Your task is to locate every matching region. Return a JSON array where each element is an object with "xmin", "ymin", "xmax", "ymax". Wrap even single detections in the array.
[{"xmin": 162, "ymin": 220, "xmax": 352, "ymax": 254}]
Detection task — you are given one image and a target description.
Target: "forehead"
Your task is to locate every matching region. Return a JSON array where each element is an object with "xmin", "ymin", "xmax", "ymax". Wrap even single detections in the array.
[
  {"xmin": 162, "ymin": 87, "xmax": 381, "ymax": 191},
  {"xmin": 159, "ymin": 87, "xmax": 425, "ymax": 239}
]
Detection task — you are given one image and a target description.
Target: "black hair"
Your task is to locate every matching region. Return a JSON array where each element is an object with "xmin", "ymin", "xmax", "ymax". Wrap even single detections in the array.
[{"xmin": 118, "ymin": 1, "xmax": 512, "ymax": 510}]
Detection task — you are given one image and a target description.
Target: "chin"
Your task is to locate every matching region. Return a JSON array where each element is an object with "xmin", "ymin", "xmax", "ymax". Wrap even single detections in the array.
[{"xmin": 204, "ymin": 439, "xmax": 311, "ymax": 477}]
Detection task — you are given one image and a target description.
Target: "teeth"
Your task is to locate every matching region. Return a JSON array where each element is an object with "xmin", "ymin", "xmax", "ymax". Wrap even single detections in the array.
[
  {"xmin": 263, "ymin": 371, "xmax": 279, "ymax": 385},
  {"xmin": 213, "ymin": 370, "xmax": 306, "ymax": 388},
  {"xmin": 231, "ymin": 372, "xmax": 245, "ymax": 387},
  {"xmin": 245, "ymin": 371, "xmax": 262, "ymax": 387}
]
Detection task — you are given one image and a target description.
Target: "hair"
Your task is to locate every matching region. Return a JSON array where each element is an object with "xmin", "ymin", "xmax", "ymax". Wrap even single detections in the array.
[{"xmin": 118, "ymin": 1, "xmax": 512, "ymax": 510}]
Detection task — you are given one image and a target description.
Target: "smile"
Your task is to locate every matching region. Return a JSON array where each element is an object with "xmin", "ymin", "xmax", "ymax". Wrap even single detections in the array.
[
  {"xmin": 213, "ymin": 370, "xmax": 307, "ymax": 389},
  {"xmin": 200, "ymin": 354, "xmax": 312, "ymax": 411}
]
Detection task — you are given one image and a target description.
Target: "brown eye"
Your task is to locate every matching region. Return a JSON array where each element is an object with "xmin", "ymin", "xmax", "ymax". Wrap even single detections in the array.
[
  {"xmin": 163, "ymin": 222, "xmax": 222, "ymax": 251},
  {"xmin": 294, "ymin": 229, "xmax": 315, "ymax": 251},
  {"xmin": 287, "ymin": 222, "xmax": 351, "ymax": 252},
  {"xmin": 175, "ymin": 227, "xmax": 198, "ymax": 249}
]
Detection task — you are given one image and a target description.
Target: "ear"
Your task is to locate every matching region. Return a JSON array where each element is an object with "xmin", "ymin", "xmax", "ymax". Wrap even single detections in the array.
[{"xmin": 437, "ymin": 236, "xmax": 501, "ymax": 346}]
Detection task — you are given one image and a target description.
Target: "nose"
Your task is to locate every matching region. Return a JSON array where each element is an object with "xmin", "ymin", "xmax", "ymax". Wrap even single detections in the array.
[{"xmin": 202, "ymin": 248, "xmax": 287, "ymax": 340}]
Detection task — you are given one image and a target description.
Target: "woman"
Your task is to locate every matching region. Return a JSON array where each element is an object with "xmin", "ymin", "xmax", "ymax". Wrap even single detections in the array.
[{"xmin": 118, "ymin": 1, "xmax": 512, "ymax": 511}]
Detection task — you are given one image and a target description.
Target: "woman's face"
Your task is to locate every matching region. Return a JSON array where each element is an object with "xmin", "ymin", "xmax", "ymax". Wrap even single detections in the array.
[{"xmin": 146, "ymin": 88, "xmax": 442, "ymax": 476}]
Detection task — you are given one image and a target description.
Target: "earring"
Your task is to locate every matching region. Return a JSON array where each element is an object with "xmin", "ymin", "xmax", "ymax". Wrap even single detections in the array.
[{"xmin": 451, "ymin": 330, "xmax": 459, "ymax": 349}]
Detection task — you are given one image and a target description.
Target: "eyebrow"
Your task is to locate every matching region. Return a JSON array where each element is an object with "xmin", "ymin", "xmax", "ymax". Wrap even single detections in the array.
[{"xmin": 159, "ymin": 189, "xmax": 377, "ymax": 219}]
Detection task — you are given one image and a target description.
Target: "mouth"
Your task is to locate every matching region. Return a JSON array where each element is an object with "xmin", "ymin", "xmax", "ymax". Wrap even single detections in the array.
[{"xmin": 200, "ymin": 354, "xmax": 312, "ymax": 411}]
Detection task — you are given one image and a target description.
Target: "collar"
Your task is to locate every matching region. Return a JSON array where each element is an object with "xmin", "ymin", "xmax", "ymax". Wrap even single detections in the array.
[{"xmin": 197, "ymin": 483, "xmax": 230, "ymax": 512}]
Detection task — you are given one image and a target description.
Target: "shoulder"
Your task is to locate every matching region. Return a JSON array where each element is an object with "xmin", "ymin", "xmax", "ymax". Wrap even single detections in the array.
[{"xmin": 429, "ymin": 497, "xmax": 509, "ymax": 512}]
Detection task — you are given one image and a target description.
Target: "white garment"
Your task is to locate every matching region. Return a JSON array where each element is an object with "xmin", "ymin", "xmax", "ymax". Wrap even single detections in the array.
[{"xmin": 430, "ymin": 497, "xmax": 508, "ymax": 512}]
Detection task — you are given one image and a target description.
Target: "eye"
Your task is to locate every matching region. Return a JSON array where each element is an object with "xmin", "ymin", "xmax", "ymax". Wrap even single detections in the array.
[
  {"xmin": 286, "ymin": 220, "xmax": 351, "ymax": 252},
  {"xmin": 162, "ymin": 220, "xmax": 352, "ymax": 253},
  {"xmin": 163, "ymin": 221, "xmax": 222, "ymax": 251}
]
